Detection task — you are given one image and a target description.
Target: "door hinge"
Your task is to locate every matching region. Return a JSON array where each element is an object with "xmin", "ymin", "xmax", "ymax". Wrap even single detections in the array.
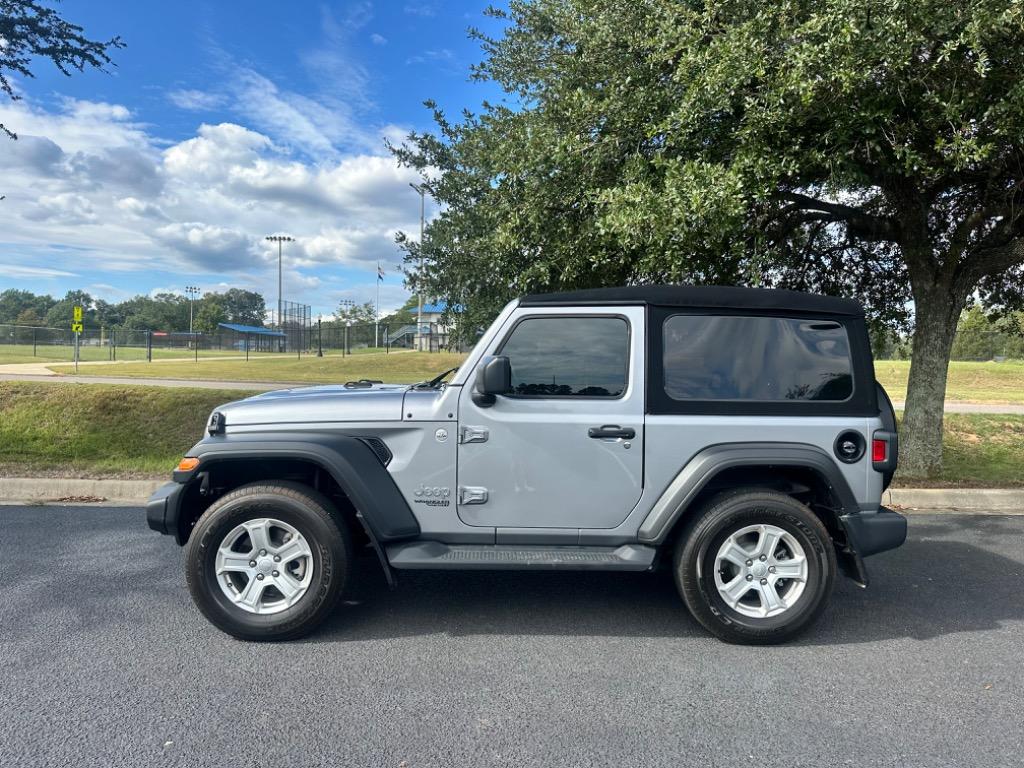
[
  {"xmin": 459, "ymin": 425, "xmax": 489, "ymax": 444},
  {"xmin": 458, "ymin": 486, "xmax": 489, "ymax": 505}
]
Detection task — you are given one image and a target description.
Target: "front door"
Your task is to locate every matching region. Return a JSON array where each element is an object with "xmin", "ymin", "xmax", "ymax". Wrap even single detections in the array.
[{"xmin": 456, "ymin": 307, "xmax": 644, "ymax": 530}]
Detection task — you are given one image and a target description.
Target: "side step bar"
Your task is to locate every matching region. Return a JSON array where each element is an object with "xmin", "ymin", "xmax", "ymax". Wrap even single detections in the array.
[{"xmin": 385, "ymin": 542, "xmax": 657, "ymax": 571}]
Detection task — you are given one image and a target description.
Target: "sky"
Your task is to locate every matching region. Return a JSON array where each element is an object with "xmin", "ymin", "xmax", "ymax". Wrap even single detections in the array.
[{"xmin": 0, "ymin": 0, "xmax": 506, "ymax": 318}]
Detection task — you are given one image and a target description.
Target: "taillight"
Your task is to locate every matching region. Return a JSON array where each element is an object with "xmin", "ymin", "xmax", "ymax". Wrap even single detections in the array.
[{"xmin": 872, "ymin": 439, "xmax": 887, "ymax": 463}]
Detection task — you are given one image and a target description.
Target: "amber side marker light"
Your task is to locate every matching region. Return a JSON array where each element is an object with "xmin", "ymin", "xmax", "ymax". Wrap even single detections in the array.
[{"xmin": 177, "ymin": 457, "xmax": 200, "ymax": 472}]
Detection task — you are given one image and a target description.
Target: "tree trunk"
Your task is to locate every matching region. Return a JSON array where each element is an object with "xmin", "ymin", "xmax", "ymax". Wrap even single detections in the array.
[{"xmin": 900, "ymin": 279, "xmax": 966, "ymax": 477}]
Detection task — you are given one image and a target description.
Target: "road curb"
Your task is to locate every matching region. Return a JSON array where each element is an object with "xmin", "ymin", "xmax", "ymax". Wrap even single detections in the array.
[
  {"xmin": 886, "ymin": 488, "xmax": 1023, "ymax": 511},
  {"xmin": 0, "ymin": 477, "xmax": 1021, "ymax": 511},
  {"xmin": 0, "ymin": 477, "xmax": 163, "ymax": 504}
]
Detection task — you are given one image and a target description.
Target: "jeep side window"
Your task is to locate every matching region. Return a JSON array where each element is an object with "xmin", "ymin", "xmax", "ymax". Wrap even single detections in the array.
[
  {"xmin": 498, "ymin": 316, "xmax": 629, "ymax": 397},
  {"xmin": 662, "ymin": 315, "xmax": 853, "ymax": 401}
]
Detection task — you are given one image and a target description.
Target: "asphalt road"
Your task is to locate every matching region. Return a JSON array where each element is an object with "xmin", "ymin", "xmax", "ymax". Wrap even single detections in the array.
[{"xmin": 1, "ymin": 508, "xmax": 1022, "ymax": 767}]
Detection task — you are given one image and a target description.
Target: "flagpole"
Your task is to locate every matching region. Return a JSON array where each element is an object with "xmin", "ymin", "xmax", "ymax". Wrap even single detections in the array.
[{"xmin": 375, "ymin": 262, "xmax": 381, "ymax": 349}]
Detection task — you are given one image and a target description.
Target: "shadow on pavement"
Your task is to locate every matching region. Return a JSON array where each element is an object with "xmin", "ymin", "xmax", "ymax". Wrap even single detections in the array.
[
  {"xmin": 316, "ymin": 515, "xmax": 1024, "ymax": 646},
  {"xmin": 3, "ymin": 509, "xmax": 1022, "ymax": 647}
]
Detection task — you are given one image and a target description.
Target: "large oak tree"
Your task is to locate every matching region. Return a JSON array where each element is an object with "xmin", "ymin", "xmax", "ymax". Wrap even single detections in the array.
[{"xmin": 393, "ymin": 0, "xmax": 1024, "ymax": 476}]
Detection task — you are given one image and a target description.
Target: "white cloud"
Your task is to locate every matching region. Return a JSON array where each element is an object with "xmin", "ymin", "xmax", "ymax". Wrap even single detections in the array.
[
  {"xmin": 153, "ymin": 222, "xmax": 258, "ymax": 271},
  {"xmin": 0, "ymin": 95, "xmax": 424, "ymax": 310},
  {"xmin": 370, "ymin": 33, "xmax": 388, "ymax": 45},
  {"xmin": 406, "ymin": 49, "xmax": 456, "ymax": 67},
  {"xmin": 167, "ymin": 89, "xmax": 224, "ymax": 111},
  {"xmin": 24, "ymin": 192, "xmax": 97, "ymax": 224},
  {"xmin": 403, "ymin": 3, "xmax": 436, "ymax": 17},
  {"xmin": 0, "ymin": 264, "xmax": 79, "ymax": 279}
]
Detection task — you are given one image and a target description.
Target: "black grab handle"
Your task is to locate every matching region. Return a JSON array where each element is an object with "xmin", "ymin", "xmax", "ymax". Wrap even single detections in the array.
[{"xmin": 587, "ymin": 425, "xmax": 635, "ymax": 440}]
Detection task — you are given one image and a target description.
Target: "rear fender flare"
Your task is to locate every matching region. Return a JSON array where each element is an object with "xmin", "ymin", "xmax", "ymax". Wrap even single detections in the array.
[{"xmin": 638, "ymin": 441, "xmax": 861, "ymax": 550}]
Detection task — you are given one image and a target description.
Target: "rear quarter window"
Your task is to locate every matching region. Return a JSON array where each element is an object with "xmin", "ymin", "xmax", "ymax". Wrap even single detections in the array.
[{"xmin": 662, "ymin": 315, "xmax": 853, "ymax": 402}]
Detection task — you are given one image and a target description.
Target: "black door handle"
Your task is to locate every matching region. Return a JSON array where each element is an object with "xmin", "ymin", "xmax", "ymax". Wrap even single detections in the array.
[{"xmin": 588, "ymin": 425, "xmax": 635, "ymax": 440}]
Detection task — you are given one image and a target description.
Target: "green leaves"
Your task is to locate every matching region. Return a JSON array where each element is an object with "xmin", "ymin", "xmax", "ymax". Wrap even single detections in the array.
[{"xmin": 392, "ymin": 0, "xmax": 1024, "ymax": 335}]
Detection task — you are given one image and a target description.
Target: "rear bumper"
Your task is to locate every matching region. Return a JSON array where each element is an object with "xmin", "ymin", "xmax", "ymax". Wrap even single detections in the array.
[
  {"xmin": 146, "ymin": 482, "xmax": 184, "ymax": 535},
  {"xmin": 836, "ymin": 506, "xmax": 906, "ymax": 587},
  {"xmin": 840, "ymin": 506, "xmax": 907, "ymax": 558}
]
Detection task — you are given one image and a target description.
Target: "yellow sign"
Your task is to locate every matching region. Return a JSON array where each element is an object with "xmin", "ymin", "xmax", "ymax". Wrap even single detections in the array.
[
  {"xmin": 73, "ymin": 305, "xmax": 83, "ymax": 322},
  {"xmin": 71, "ymin": 322, "xmax": 83, "ymax": 333}
]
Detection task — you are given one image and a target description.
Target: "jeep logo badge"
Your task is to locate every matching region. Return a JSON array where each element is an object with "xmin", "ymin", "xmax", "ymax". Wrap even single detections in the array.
[{"xmin": 435, "ymin": 428, "xmax": 449, "ymax": 443}]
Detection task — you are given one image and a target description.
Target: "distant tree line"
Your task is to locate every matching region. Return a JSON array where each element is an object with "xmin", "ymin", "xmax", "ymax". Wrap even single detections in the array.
[
  {"xmin": 871, "ymin": 306, "xmax": 1024, "ymax": 361},
  {"xmin": 331, "ymin": 298, "xmax": 419, "ymax": 330},
  {"xmin": 0, "ymin": 288, "xmax": 267, "ymax": 334},
  {"xmin": 0, "ymin": 289, "xmax": 422, "ymax": 336}
]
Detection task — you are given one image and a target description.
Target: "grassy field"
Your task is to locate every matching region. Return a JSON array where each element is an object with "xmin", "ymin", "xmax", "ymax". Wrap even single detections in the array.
[
  {"xmin": 0, "ymin": 344, "xmax": 391, "ymax": 365},
  {"xmin": 0, "ymin": 344, "xmax": 286, "ymax": 365},
  {"xmin": 48, "ymin": 351, "xmax": 468, "ymax": 384},
  {"xmin": 907, "ymin": 413, "xmax": 1024, "ymax": 488},
  {"xmin": 875, "ymin": 359, "xmax": 1024, "ymax": 403},
  {"xmin": 0, "ymin": 382, "xmax": 240, "ymax": 477},
  {"xmin": 1, "ymin": 381, "xmax": 1021, "ymax": 485},
  {"xmin": 40, "ymin": 354, "xmax": 1024, "ymax": 402}
]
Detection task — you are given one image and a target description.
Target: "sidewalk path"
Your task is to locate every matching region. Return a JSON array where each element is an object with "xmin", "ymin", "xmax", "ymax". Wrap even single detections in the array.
[
  {"xmin": 3, "ymin": 371, "xmax": 1024, "ymax": 411},
  {"xmin": 0, "ymin": 373, "xmax": 290, "ymax": 391},
  {"xmin": 890, "ymin": 401, "xmax": 1024, "ymax": 414}
]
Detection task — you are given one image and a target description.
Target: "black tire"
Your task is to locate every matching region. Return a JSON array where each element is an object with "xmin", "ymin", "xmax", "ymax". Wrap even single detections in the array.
[
  {"xmin": 674, "ymin": 488, "xmax": 836, "ymax": 645},
  {"xmin": 185, "ymin": 481, "xmax": 352, "ymax": 641}
]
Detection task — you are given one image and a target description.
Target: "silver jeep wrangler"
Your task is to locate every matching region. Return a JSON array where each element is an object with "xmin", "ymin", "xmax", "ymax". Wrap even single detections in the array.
[{"xmin": 147, "ymin": 286, "xmax": 905, "ymax": 644}]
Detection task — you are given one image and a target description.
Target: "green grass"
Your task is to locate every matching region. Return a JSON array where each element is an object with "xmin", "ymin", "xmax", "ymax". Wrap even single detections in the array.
[
  {"xmin": 2, "ymin": 381, "xmax": 1021, "ymax": 485},
  {"xmin": 893, "ymin": 413, "xmax": 1024, "ymax": 488},
  {"xmin": 0, "ymin": 344, "xmax": 275, "ymax": 364},
  {"xmin": 0, "ymin": 382, "xmax": 241, "ymax": 477},
  {"xmin": 37, "ymin": 353, "xmax": 1024, "ymax": 402},
  {"xmin": 48, "ymin": 351, "xmax": 468, "ymax": 384},
  {"xmin": 875, "ymin": 359, "xmax": 1024, "ymax": 404}
]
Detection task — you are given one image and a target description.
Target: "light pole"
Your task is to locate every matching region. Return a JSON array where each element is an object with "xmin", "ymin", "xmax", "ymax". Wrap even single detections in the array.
[
  {"xmin": 185, "ymin": 285, "xmax": 200, "ymax": 346},
  {"xmin": 338, "ymin": 299, "xmax": 354, "ymax": 356},
  {"xmin": 265, "ymin": 235, "xmax": 294, "ymax": 330},
  {"xmin": 409, "ymin": 183, "xmax": 426, "ymax": 351},
  {"xmin": 265, "ymin": 235, "xmax": 294, "ymax": 353}
]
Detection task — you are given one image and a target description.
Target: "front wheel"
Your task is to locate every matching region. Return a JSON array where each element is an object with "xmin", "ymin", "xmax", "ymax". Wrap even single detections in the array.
[
  {"xmin": 185, "ymin": 481, "xmax": 352, "ymax": 641},
  {"xmin": 674, "ymin": 489, "xmax": 836, "ymax": 644}
]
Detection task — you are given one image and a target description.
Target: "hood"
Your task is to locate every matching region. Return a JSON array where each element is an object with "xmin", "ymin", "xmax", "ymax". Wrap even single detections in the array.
[{"xmin": 216, "ymin": 382, "xmax": 410, "ymax": 427}]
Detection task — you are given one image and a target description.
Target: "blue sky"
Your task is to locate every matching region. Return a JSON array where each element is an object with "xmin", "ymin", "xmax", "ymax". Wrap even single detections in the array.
[{"xmin": 0, "ymin": 0, "xmax": 505, "ymax": 318}]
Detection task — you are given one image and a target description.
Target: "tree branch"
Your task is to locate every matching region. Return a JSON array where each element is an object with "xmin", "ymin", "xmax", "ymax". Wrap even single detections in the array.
[{"xmin": 772, "ymin": 191, "xmax": 902, "ymax": 243}]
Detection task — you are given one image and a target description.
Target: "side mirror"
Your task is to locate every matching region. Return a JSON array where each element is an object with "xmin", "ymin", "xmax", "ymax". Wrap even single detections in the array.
[{"xmin": 473, "ymin": 355, "xmax": 511, "ymax": 407}]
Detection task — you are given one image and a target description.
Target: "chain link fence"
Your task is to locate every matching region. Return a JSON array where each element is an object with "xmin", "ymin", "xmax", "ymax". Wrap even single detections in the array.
[{"xmin": 0, "ymin": 321, "xmax": 458, "ymax": 364}]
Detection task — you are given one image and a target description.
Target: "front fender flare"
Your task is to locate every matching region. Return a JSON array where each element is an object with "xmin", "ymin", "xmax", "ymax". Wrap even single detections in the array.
[{"xmin": 176, "ymin": 433, "xmax": 420, "ymax": 545}]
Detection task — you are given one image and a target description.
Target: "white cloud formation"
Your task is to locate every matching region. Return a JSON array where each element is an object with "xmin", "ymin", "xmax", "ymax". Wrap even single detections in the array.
[
  {"xmin": 167, "ymin": 89, "xmax": 225, "ymax": 111},
  {"xmin": 403, "ymin": 3, "xmax": 436, "ymax": 17},
  {"xmin": 0, "ymin": 264, "xmax": 79, "ymax": 279},
  {"xmin": 0, "ymin": 96, "xmax": 429, "ymax": 310}
]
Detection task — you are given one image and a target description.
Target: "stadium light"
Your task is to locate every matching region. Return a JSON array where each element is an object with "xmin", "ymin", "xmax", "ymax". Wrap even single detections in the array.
[
  {"xmin": 265, "ymin": 235, "xmax": 295, "ymax": 331},
  {"xmin": 185, "ymin": 285, "xmax": 201, "ymax": 339}
]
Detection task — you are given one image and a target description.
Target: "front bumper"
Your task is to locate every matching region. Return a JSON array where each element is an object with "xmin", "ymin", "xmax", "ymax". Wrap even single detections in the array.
[{"xmin": 146, "ymin": 481, "xmax": 184, "ymax": 536}]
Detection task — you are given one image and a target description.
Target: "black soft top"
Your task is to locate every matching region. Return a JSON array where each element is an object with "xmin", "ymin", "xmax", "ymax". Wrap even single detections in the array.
[{"xmin": 520, "ymin": 285, "xmax": 863, "ymax": 317}]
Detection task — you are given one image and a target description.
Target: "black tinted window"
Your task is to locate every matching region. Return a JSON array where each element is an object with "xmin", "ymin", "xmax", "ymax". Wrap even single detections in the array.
[
  {"xmin": 500, "ymin": 317, "xmax": 628, "ymax": 397},
  {"xmin": 663, "ymin": 315, "xmax": 853, "ymax": 401}
]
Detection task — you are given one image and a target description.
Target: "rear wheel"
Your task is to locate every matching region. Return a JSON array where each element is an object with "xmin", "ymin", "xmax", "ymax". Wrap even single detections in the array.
[
  {"xmin": 185, "ymin": 481, "xmax": 352, "ymax": 641},
  {"xmin": 674, "ymin": 489, "xmax": 836, "ymax": 644}
]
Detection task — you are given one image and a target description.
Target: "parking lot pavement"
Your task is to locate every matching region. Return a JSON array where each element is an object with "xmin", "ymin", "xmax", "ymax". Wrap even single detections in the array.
[{"xmin": 1, "ymin": 508, "xmax": 1022, "ymax": 768}]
